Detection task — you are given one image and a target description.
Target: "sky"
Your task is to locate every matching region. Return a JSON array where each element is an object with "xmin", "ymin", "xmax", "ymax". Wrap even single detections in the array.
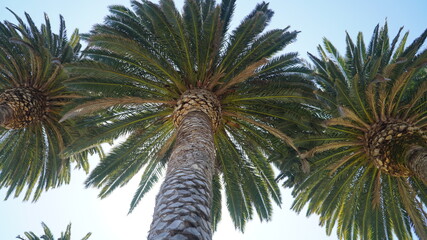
[{"xmin": 0, "ymin": 0, "xmax": 426, "ymax": 239}]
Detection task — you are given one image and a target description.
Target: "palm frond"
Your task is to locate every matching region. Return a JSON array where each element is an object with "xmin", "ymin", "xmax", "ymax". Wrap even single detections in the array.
[
  {"xmin": 0, "ymin": 11, "xmax": 99, "ymax": 200},
  {"xmin": 17, "ymin": 222, "xmax": 91, "ymax": 240},
  {"xmin": 288, "ymin": 23, "xmax": 427, "ymax": 240},
  {"xmin": 64, "ymin": 0, "xmax": 315, "ymax": 232}
]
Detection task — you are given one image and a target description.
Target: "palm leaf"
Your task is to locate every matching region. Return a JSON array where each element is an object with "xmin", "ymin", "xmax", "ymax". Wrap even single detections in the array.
[
  {"xmin": 287, "ymin": 23, "xmax": 427, "ymax": 240},
  {"xmin": 64, "ymin": 0, "xmax": 315, "ymax": 232}
]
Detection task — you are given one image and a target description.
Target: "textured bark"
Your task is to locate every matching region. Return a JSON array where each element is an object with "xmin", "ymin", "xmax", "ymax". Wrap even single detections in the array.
[
  {"xmin": 0, "ymin": 103, "xmax": 13, "ymax": 127},
  {"xmin": 0, "ymin": 87, "xmax": 47, "ymax": 129},
  {"xmin": 148, "ymin": 111, "xmax": 215, "ymax": 240},
  {"xmin": 367, "ymin": 121, "xmax": 414, "ymax": 177},
  {"xmin": 173, "ymin": 89, "xmax": 221, "ymax": 131},
  {"xmin": 406, "ymin": 146, "xmax": 427, "ymax": 184}
]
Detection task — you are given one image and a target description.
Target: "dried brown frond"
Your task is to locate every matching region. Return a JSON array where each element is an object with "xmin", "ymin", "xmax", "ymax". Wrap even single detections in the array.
[
  {"xmin": 404, "ymin": 80, "xmax": 427, "ymax": 119},
  {"xmin": 372, "ymin": 170, "xmax": 382, "ymax": 209},
  {"xmin": 325, "ymin": 118, "xmax": 368, "ymax": 132},
  {"xmin": 300, "ymin": 158, "xmax": 310, "ymax": 174},
  {"xmin": 373, "ymin": 74, "xmax": 391, "ymax": 84},
  {"xmin": 39, "ymin": 64, "xmax": 62, "ymax": 91},
  {"xmin": 415, "ymin": 116, "xmax": 427, "ymax": 127},
  {"xmin": 215, "ymin": 58, "xmax": 268, "ymax": 96},
  {"xmin": 301, "ymin": 142, "xmax": 363, "ymax": 159},
  {"xmin": 223, "ymin": 110, "xmax": 314, "ymax": 172},
  {"xmin": 382, "ymin": 63, "xmax": 398, "ymax": 77},
  {"xmin": 60, "ymin": 97, "xmax": 174, "ymax": 122},
  {"xmin": 366, "ymin": 82, "xmax": 379, "ymax": 121},
  {"xmin": 44, "ymin": 116, "xmax": 65, "ymax": 153},
  {"xmin": 223, "ymin": 111, "xmax": 298, "ymax": 152},
  {"xmin": 339, "ymin": 106, "xmax": 371, "ymax": 128},
  {"xmin": 378, "ymin": 82, "xmax": 388, "ymax": 121},
  {"xmin": 47, "ymin": 94, "xmax": 83, "ymax": 100},
  {"xmin": 387, "ymin": 69, "xmax": 415, "ymax": 115},
  {"xmin": 327, "ymin": 150, "xmax": 363, "ymax": 174},
  {"xmin": 397, "ymin": 179, "xmax": 427, "ymax": 239},
  {"xmin": 206, "ymin": 71, "xmax": 225, "ymax": 90},
  {"xmin": 156, "ymin": 129, "xmax": 176, "ymax": 160}
]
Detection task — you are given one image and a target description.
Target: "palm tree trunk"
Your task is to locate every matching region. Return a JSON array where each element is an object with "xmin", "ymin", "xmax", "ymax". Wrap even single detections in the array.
[
  {"xmin": 0, "ymin": 103, "xmax": 13, "ymax": 127},
  {"xmin": 148, "ymin": 111, "xmax": 215, "ymax": 240},
  {"xmin": 406, "ymin": 145, "xmax": 427, "ymax": 184}
]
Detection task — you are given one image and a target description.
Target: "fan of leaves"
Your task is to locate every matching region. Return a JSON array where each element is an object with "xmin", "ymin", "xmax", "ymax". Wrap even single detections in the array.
[
  {"xmin": 291, "ymin": 23, "xmax": 427, "ymax": 240},
  {"xmin": 63, "ymin": 0, "xmax": 316, "ymax": 230},
  {"xmin": 16, "ymin": 222, "xmax": 91, "ymax": 240},
  {"xmin": 0, "ymin": 10, "xmax": 100, "ymax": 201}
]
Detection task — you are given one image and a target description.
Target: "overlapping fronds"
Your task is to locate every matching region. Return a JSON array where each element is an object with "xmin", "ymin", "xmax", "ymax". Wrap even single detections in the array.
[
  {"xmin": 65, "ymin": 0, "xmax": 315, "ymax": 230},
  {"xmin": 0, "ymin": 11, "xmax": 99, "ymax": 201},
  {"xmin": 17, "ymin": 222, "xmax": 91, "ymax": 240},
  {"xmin": 291, "ymin": 23, "xmax": 427, "ymax": 239}
]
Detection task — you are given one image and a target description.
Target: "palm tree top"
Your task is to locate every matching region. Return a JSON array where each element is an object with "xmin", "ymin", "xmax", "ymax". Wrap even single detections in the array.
[
  {"xmin": 0, "ymin": 10, "xmax": 97, "ymax": 201},
  {"xmin": 292, "ymin": 23, "xmax": 427, "ymax": 239},
  {"xmin": 64, "ymin": 0, "xmax": 315, "ymax": 230}
]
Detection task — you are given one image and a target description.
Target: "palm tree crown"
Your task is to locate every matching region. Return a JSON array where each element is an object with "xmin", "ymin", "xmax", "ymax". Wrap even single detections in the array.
[
  {"xmin": 64, "ymin": 0, "xmax": 314, "ymax": 233},
  {"xmin": 292, "ymin": 23, "xmax": 427, "ymax": 239},
  {"xmin": 0, "ymin": 11, "xmax": 98, "ymax": 201}
]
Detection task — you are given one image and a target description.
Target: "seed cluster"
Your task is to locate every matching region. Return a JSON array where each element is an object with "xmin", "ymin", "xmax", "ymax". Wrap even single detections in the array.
[
  {"xmin": 173, "ymin": 89, "xmax": 221, "ymax": 131},
  {"xmin": 0, "ymin": 87, "xmax": 47, "ymax": 129},
  {"xmin": 366, "ymin": 120, "xmax": 425, "ymax": 177}
]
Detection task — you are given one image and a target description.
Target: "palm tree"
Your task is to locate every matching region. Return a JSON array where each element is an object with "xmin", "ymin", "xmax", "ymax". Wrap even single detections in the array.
[
  {"xmin": 16, "ymin": 222, "xmax": 91, "ymax": 240},
  {"xmin": 0, "ymin": 11, "xmax": 99, "ymax": 201},
  {"xmin": 62, "ymin": 0, "xmax": 315, "ymax": 238},
  {"xmin": 291, "ymin": 24, "xmax": 427, "ymax": 239}
]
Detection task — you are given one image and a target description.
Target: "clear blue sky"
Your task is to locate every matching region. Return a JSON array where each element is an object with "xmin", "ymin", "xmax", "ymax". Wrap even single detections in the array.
[{"xmin": 0, "ymin": 0, "xmax": 426, "ymax": 239}]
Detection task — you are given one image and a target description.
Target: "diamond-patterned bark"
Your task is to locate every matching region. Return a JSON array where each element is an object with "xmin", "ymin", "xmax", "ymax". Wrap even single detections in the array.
[
  {"xmin": 148, "ymin": 111, "xmax": 215, "ymax": 240},
  {"xmin": 406, "ymin": 146, "xmax": 427, "ymax": 184},
  {"xmin": 0, "ymin": 87, "xmax": 47, "ymax": 129},
  {"xmin": 173, "ymin": 89, "xmax": 221, "ymax": 131},
  {"xmin": 366, "ymin": 120, "xmax": 426, "ymax": 177}
]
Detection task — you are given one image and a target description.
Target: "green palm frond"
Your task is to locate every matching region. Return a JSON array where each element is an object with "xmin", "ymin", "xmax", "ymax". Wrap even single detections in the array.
[
  {"xmin": 291, "ymin": 23, "xmax": 427, "ymax": 240},
  {"xmin": 0, "ymin": 11, "xmax": 99, "ymax": 201},
  {"xmin": 16, "ymin": 222, "xmax": 91, "ymax": 240},
  {"xmin": 65, "ymin": 0, "xmax": 315, "ymax": 231}
]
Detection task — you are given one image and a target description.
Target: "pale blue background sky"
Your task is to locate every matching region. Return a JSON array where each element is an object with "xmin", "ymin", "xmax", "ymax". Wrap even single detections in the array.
[{"xmin": 0, "ymin": 0, "xmax": 426, "ymax": 239}]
